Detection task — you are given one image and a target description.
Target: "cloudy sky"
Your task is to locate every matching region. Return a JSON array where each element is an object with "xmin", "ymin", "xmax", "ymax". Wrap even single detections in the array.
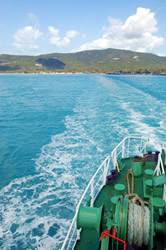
[{"xmin": 1, "ymin": 0, "xmax": 166, "ymax": 55}]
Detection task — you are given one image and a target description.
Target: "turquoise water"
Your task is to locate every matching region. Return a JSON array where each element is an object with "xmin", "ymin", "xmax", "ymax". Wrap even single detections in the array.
[{"xmin": 0, "ymin": 74, "xmax": 166, "ymax": 249}]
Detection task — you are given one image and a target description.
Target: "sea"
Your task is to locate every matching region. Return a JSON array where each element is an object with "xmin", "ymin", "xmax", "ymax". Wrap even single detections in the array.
[{"xmin": 0, "ymin": 74, "xmax": 166, "ymax": 249}]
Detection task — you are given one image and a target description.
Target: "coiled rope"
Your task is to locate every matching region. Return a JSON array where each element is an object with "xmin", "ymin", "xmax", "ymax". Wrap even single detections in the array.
[{"xmin": 127, "ymin": 194, "xmax": 150, "ymax": 247}]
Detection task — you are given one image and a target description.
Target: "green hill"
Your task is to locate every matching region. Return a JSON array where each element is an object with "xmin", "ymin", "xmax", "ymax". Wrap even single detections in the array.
[{"xmin": 0, "ymin": 48, "xmax": 166, "ymax": 73}]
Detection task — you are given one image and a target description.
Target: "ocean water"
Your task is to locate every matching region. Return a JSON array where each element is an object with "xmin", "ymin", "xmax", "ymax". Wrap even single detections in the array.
[{"xmin": 0, "ymin": 74, "xmax": 166, "ymax": 249}]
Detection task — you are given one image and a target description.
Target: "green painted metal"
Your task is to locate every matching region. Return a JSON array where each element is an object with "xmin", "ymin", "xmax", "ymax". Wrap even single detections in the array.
[
  {"xmin": 117, "ymin": 158, "xmax": 126, "ymax": 170},
  {"xmin": 149, "ymin": 198, "xmax": 154, "ymax": 250},
  {"xmin": 86, "ymin": 196, "xmax": 91, "ymax": 206},
  {"xmin": 131, "ymin": 160, "xmax": 142, "ymax": 177},
  {"xmin": 111, "ymin": 196, "xmax": 118, "ymax": 213},
  {"xmin": 152, "ymin": 197, "xmax": 165, "ymax": 221},
  {"xmin": 155, "ymin": 222, "xmax": 166, "ymax": 234},
  {"xmin": 113, "ymin": 196, "xmax": 123, "ymax": 250},
  {"xmin": 74, "ymin": 154, "xmax": 166, "ymax": 250},
  {"xmin": 145, "ymin": 161, "xmax": 157, "ymax": 170},
  {"xmin": 152, "ymin": 197, "xmax": 165, "ymax": 208},
  {"xmin": 153, "ymin": 186, "xmax": 164, "ymax": 198},
  {"xmin": 144, "ymin": 169, "xmax": 154, "ymax": 179},
  {"xmin": 153, "ymin": 174, "xmax": 166, "ymax": 186},
  {"xmin": 75, "ymin": 229, "xmax": 99, "ymax": 250},
  {"xmin": 145, "ymin": 179, "xmax": 153, "ymax": 195},
  {"xmin": 100, "ymin": 233, "xmax": 109, "ymax": 250},
  {"xmin": 114, "ymin": 184, "xmax": 125, "ymax": 196},
  {"xmin": 120, "ymin": 197, "xmax": 128, "ymax": 242},
  {"xmin": 77, "ymin": 206, "xmax": 103, "ymax": 234}
]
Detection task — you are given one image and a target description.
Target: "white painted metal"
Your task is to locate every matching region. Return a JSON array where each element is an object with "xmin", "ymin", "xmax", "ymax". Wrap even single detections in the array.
[
  {"xmin": 164, "ymin": 184, "xmax": 166, "ymax": 201},
  {"xmin": 103, "ymin": 161, "xmax": 107, "ymax": 186},
  {"xmin": 90, "ymin": 180, "xmax": 94, "ymax": 207},
  {"xmin": 163, "ymin": 143, "xmax": 166, "ymax": 165},
  {"xmin": 111, "ymin": 136, "xmax": 149, "ymax": 170},
  {"xmin": 127, "ymin": 137, "xmax": 130, "ymax": 157},
  {"xmin": 153, "ymin": 153, "xmax": 165, "ymax": 176},
  {"xmin": 122, "ymin": 140, "xmax": 125, "ymax": 158},
  {"xmin": 163, "ymin": 142, "xmax": 166, "ymax": 201},
  {"xmin": 77, "ymin": 229, "xmax": 81, "ymax": 240}
]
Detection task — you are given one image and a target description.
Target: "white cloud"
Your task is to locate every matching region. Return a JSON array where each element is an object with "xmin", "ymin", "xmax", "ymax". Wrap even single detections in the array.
[
  {"xmin": 48, "ymin": 26, "xmax": 79, "ymax": 47},
  {"xmin": 13, "ymin": 26, "xmax": 42, "ymax": 51},
  {"xmin": 25, "ymin": 13, "xmax": 39, "ymax": 28},
  {"xmin": 78, "ymin": 7, "xmax": 164, "ymax": 53}
]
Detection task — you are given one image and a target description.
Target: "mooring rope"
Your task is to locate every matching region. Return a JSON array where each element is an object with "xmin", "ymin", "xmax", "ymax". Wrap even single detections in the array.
[{"xmin": 127, "ymin": 194, "xmax": 150, "ymax": 247}]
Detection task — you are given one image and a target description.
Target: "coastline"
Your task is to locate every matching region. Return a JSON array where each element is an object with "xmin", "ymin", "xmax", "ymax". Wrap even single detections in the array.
[{"xmin": 0, "ymin": 72, "xmax": 166, "ymax": 76}]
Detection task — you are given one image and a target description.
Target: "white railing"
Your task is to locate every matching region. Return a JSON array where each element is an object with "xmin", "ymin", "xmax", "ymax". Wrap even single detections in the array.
[
  {"xmin": 162, "ymin": 144, "xmax": 166, "ymax": 201},
  {"xmin": 61, "ymin": 135, "xmax": 149, "ymax": 250},
  {"xmin": 111, "ymin": 135, "xmax": 149, "ymax": 169},
  {"xmin": 153, "ymin": 147, "xmax": 166, "ymax": 201},
  {"xmin": 153, "ymin": 152, "xmax": 165, "ymax": 176},
  {"xmin": 163, "ymin": 143, "xmax": 166, "ymax": 165},
  {"xmin": 61, "ymin": 156, "xmax": 111, "ymax": 250}
]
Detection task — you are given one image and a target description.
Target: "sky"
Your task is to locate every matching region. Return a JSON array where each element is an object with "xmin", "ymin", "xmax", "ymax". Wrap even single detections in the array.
[{"xmin": 1, "ymin": 0, "xmax": 166, "ymax": 56}]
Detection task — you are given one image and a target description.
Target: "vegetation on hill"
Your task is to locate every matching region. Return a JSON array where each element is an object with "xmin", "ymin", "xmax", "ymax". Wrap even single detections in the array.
[
  {"xmin": 36, "ymin": 58, "xmax": 66, "ymax": 69},
  {"xmin": 0, "ymin": 48, "xmax": 166, "ymax": 73}
]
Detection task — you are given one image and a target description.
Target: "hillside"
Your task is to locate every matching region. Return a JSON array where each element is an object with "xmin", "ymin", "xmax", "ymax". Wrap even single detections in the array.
[{"xmin": 0, "ymin": 48, "xmax": 166, "ymax": 73}]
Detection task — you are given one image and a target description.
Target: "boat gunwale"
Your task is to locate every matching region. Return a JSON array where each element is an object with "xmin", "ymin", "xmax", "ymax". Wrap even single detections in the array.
[{"xmin": 61, "ymin": 135, "xmax": 151, "ymax": 250}]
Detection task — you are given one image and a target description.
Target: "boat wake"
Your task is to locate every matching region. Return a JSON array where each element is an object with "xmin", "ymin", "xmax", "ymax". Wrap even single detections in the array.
[
  {"xmin": 0, "ymin": 108, "xmax": 105, "ymax": 249},
  {"xmin": 1, "ymin": 75, "xmax": 166, "ymax": 249}
]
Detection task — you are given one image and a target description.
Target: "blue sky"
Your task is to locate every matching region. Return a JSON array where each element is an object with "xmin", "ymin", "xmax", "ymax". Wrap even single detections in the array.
[{"xmin": 1, "ymin": 0, "xmax": 166, "ymax": 55}]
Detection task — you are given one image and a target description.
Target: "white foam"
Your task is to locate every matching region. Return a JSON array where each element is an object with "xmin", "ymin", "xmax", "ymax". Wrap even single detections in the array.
[
  {"xmin": 0, "ymin": 98, "xmax": 106, "ymax": 249},
  {"xmin": 120, "ymin": 102, "xmax": 164, "ymax": 150},
  {"xmin": 1, "ymin": 75, "xmax": 166, "ymax": 249}
]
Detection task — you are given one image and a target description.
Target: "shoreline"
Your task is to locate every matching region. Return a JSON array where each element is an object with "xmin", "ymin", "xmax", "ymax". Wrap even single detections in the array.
[{"xmin": 0, "ymin": 72, "xmax": 165, "ymax": 76}]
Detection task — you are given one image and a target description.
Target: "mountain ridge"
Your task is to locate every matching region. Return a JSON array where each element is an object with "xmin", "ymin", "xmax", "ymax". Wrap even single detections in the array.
[{"xmin": 0, "ymin": 48, "xmax": 166, "ymax": 73}]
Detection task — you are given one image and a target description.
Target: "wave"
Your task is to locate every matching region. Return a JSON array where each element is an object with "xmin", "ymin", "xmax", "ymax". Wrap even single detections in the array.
[
  {"xmin": 0, "ymin": 103, "xmax": 106, "ymax": 249},
  {"xmin": 1, "ymin": 75, "xmax": 166, "ymax": 249}
]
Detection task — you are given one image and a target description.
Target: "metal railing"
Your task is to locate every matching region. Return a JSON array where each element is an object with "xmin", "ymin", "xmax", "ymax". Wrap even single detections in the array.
[
  {"xmin": 111, "ymin": 135, "xmax": 149, "ymax": 169},
  {"xmin": 61, "ymin": 155, "xmax": 111, "ymax": 250},
  {"xmin": 153, "ymin": 152, "xmax": 165, "ymax": 176},
  {"xmin": 61, "ymin": 135, "xmax": 149, "ymax": 250},
  {"xmin": 163, "ymin": 143, "xmax": 166, "ymax": 165}
]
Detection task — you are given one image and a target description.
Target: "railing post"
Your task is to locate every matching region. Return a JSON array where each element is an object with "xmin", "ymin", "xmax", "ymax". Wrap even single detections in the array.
[
  {"xmin": 107, "ymin": 156, "xmax": 110, "ymax": 171},
  {"xmin": 103, "ymin": 161, "xmax": 107, "ymax": 186},
  {"xmin": 114, "ymin": 150, "xmax": 117, "ymax": 169},
  {"xmin": 140, "ymin": 137, "xmax": 143, "ymax": 152},
  {"xmin": 160, "ymin": 153, "xmax": 165, "ymax": 174},
  {"xmin": 77, "ymin": 229, "xmax": 81, "ymax": 240},
  {"xmin": 122, "ymin": 140, "xmax": 125, "ymax": 158},
  {"xmin": 127, "ymin": 137, "xmax": 130, "ymax": 157},
  {"xmin": 163, "ymin": 146, "xmax": 166, "ymax": 165},
  {"xmin": 91, "ymin": 180, "xmax": 94, "ymax": 207},
  {"xmin": 153, "ymin": 153, "xmax": 165, "ymax": 176},
  {"xmin": 144, "ymin": 144, "xmax": 146, "ymax": 154}
]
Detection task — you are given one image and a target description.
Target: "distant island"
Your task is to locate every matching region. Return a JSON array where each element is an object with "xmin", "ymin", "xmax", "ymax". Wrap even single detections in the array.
[{"xmin": 0, "ymin": 48, "xmax": 166, "ymax": 74}]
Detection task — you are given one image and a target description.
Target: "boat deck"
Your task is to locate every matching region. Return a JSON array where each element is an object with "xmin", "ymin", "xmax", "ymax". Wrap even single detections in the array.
[{"xmin": 74, "ymin": 156, "xmax": 164, "ymax": 250}]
